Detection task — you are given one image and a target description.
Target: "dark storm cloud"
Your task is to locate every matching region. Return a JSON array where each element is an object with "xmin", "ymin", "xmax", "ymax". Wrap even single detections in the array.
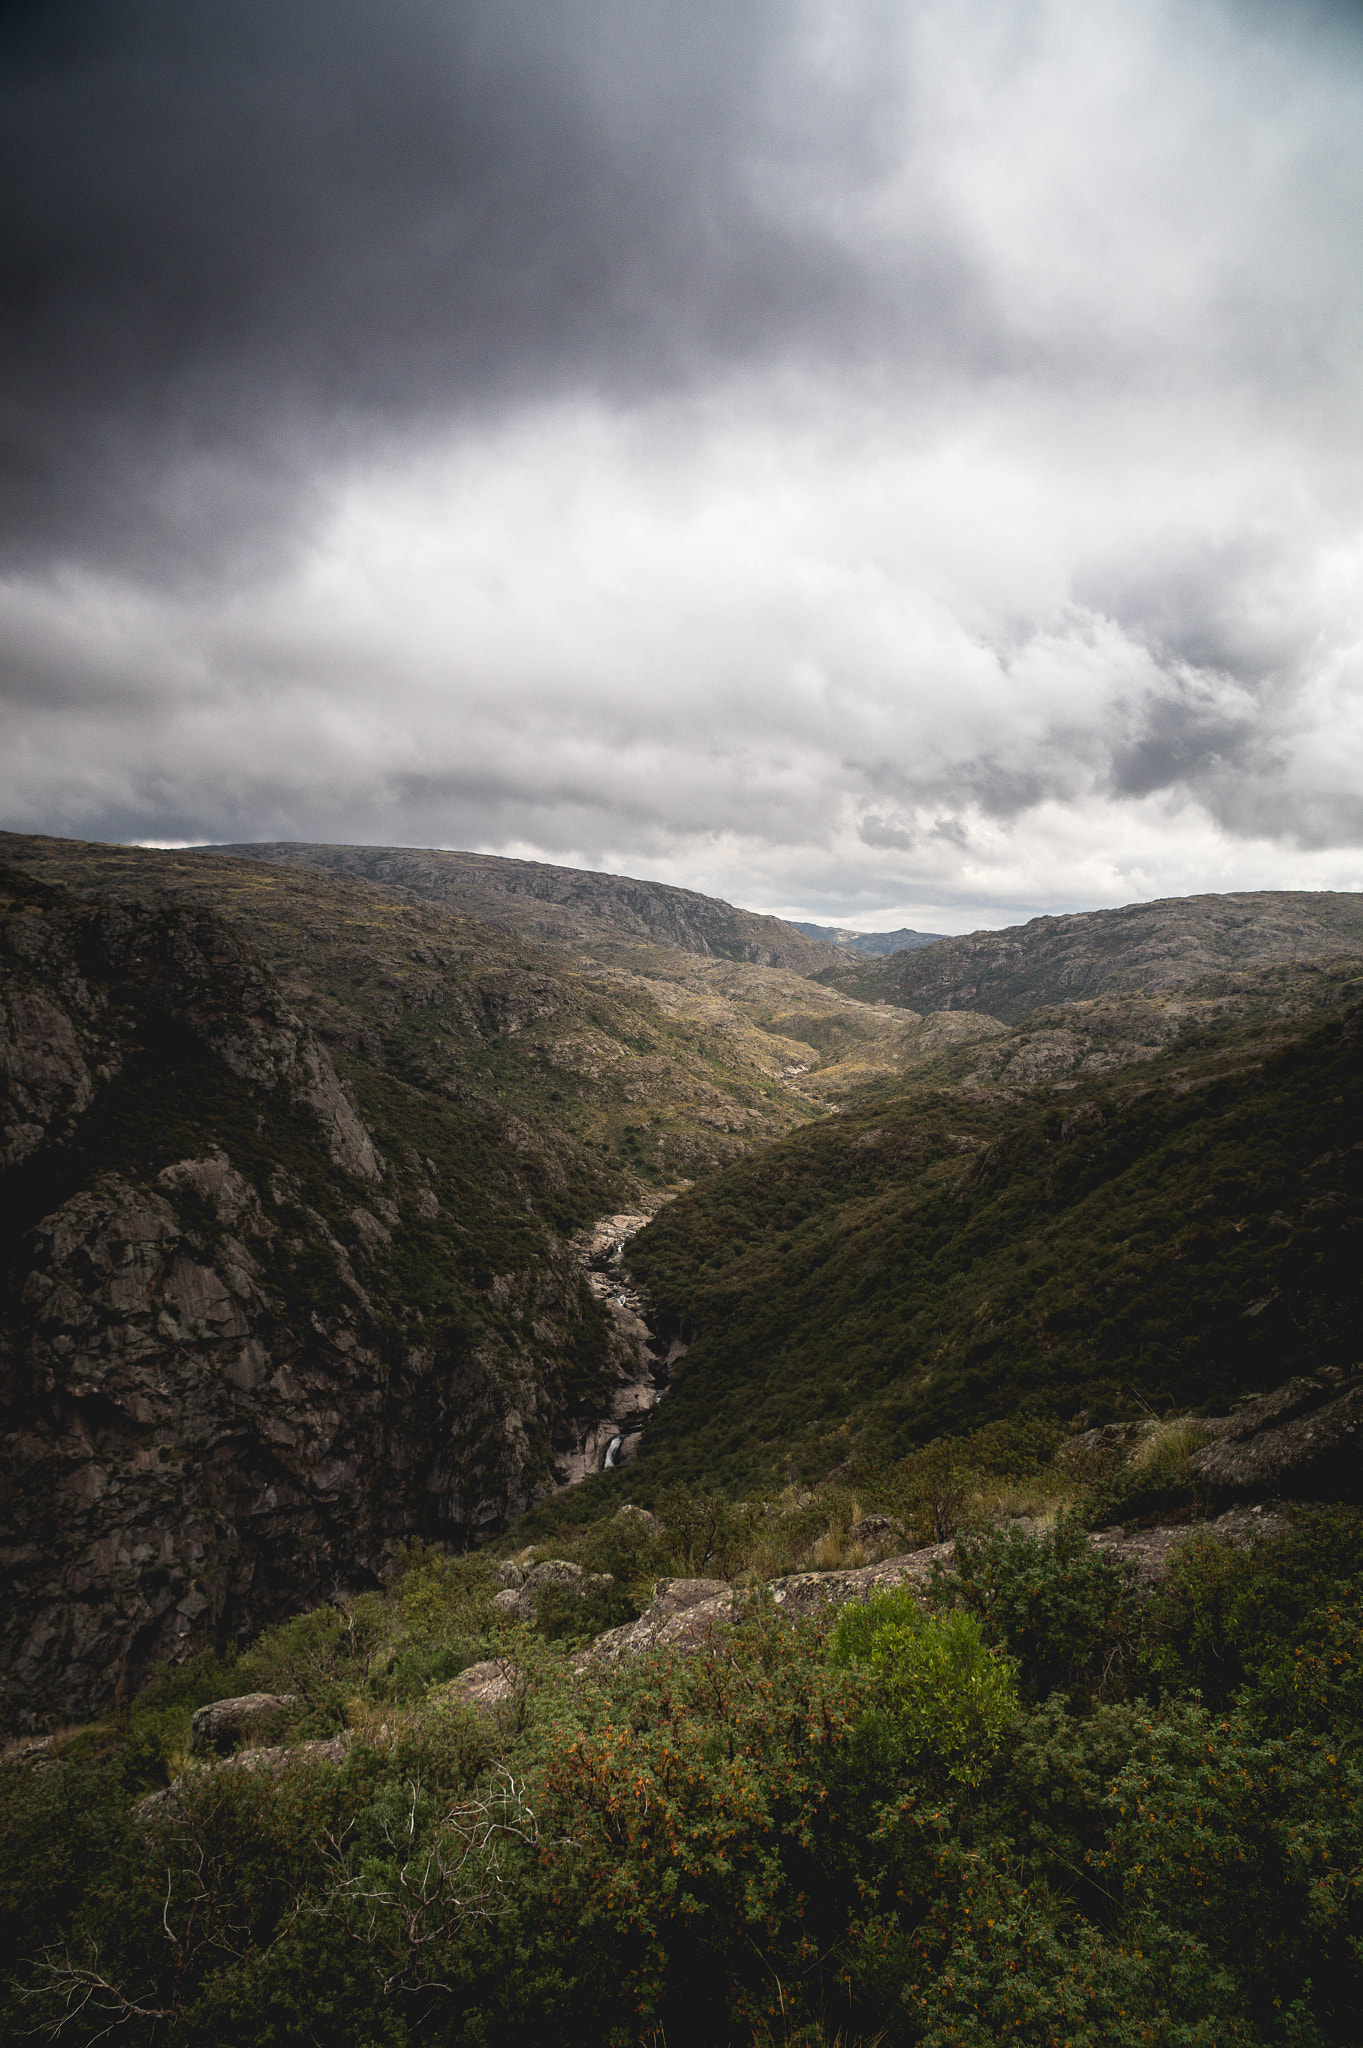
[
  {"xmin": 0, "ymin": 0, "xmax": 983, "ymax": 575},
  {"xmin": 2, "ymin": 0, "xmax": 1362, "ymax": 918}
]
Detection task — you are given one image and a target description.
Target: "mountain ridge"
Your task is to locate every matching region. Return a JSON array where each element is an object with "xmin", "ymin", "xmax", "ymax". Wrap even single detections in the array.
[
  {"xmin": 814, "ymin": 889, "xmax": 1363, "ymax": 1019},
  {"xmin": 790, "ymin": 920, "xmax": 947, "ymax": 955},
  {"xmin": 209, "ymin": 842, "xmax": 841, "ymax": 974}
]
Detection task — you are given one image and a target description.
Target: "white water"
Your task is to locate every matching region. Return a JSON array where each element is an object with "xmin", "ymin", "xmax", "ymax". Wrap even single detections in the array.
[{"xmin": 603, "ymin": 1433, "xmax": 623, "ymax": 1470}]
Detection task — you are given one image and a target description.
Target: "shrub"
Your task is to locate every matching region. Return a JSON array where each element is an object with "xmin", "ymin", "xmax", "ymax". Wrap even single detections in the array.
[
  {"xmin": 1149, "ymin": 1508, "xmax": 1363, "ymax": 1731},
  {"xmin": 886, "ymin": 1439, "xmax": 971, "ymax": 1545},
  {"xmin": 1101, "ymin": 1703, "xmax": 1363, "ymax": 2036},
  {"xmin": 831, "ymin": 1587, "xmax": 1017, "ymax": 1788},
  {"xmin": 533, "ymin": 1576, "xmax": 636, "ymax": 1643},
  {"xmin": 870, "ymin": 1609, "xmax": 1017, "ymax": 1788},
  {"xmin": 532, "ymin": 1606, "xmax": 868, "ymax": 2041},
  {"xmin": 654, "ymin": 1485, "xmax": 762, "ymax": 1578},
  {"xmin": 944, "ymin": 1512, "xmax": 1138, "ymax": 1705}
]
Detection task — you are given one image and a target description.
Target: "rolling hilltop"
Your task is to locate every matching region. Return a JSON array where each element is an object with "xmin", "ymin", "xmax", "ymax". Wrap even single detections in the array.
[{"xmin": 216, "ymin": 841, "xmax": 840, "ymax": 973}]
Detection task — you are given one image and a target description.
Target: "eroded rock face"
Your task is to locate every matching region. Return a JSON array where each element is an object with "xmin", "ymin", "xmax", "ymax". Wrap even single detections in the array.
[
  {"xmin": 0, "ymin": 880, "xmax": 624, "ymax": 1731},
  {"xmin": 1192, "ymin": 1371, "xmax": 1363, "ymax": 1499}
]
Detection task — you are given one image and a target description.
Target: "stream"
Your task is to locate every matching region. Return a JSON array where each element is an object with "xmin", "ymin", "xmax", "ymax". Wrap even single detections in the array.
[{"xmin": 552, "ymin": 1208, "xmax": 688, "ymax": 1487}]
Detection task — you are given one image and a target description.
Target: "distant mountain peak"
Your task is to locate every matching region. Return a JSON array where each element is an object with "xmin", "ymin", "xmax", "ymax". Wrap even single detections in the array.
[{"xmin": 789, "ymin": 921, "xmax": 947, "ymax": 957}]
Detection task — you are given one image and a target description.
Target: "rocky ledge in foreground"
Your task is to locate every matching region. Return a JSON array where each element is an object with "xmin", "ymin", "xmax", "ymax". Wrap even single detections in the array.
[{"xmin": 574, "ymin": 1503, "xmax": 1288, "ymax": 1673}]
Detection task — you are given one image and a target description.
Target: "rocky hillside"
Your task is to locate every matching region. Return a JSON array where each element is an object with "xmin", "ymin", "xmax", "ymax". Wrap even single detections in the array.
[
  {"xmin": 6, "ymin": 832, "xmax": 1362, "ymax": 1732},
  {"xmin": 0, "ymin": 832, "xmax": 951, "ymax": 1728},
  {"xmin": 816, "ymin": 890, "xmax": 1363, "ymax": 1019},
  {"xmin": 0, "ymin": 859, "xmax": 671, "ymax": 1726},
  {"xmin": 215, "ymin": 842, "xmax": 839, "ymax": 973},
  {"xmin": 791, "ymin": 921, "xmax": 946, "ymax": 955}
]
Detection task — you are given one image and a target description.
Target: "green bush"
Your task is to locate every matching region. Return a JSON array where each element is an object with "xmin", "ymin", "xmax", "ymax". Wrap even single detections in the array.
[
  {"xmin": 532, "ymin": 1605, "xmax": 868, "ymax": 2041},
  {"xmin": 533, "ymin": 1576, "xmax": 636, "ymax": 1643},
  {"xmin": 830, "ymin": 1588, "xmax": 1017, "ymax": 1788},
  {"xmin": 944, "ymin": 1511, "xmax": 1138, "ymax": 1705},
  {"xmin": 654, "ymin": 1484, "xmax": 762, "ymax": 1577},
  {"xmin": 1101, "ymin": 1703, "xmax": 1363, "ymax": 2036},
  {"xmin": 870, "ymin": 1609, "xmax": 1017, "ymax": 1788},
  {"xmin": 1149, "ymin": 1508, "xmax": 1363, "ymax": 1732}
]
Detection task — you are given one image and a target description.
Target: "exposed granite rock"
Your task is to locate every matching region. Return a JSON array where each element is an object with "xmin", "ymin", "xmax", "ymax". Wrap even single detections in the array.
[
  {"xmin": 191, "ymin": 1691, "xmax": 297, "ymax": 1757},
  {"xmin": 766, "ymin": 1546, "xmax": 958, "ymax": 1620},
  {"xmin": 576, "ymin": 1510, "xmax": 1295, "ymax": 1673},
  {"xmin": 1192, "ymin": 1372, "xmax": 1363, "ymax": 1499},
  {"xmin": 575, "ymin": 1577, "xmax": 736, "ymax": 1668},
  {"xmin": 438, "ymin": 1658, "xmax": 521, "ymax": 1724},
  {"xmin": 1089, "ymin": 1505, "xmax": 1290, "ymax": 1592},
  {"xmin": 0, "ymin": 881, "xmax": 628, "ymax": 1731},
  {"xmin": 137, "ymin": 1731, "xmax": 352, "ymax": 1822},
  {"xmin": 494, "ymin": 1558, "xmax": 615, "ymax": 1620}
]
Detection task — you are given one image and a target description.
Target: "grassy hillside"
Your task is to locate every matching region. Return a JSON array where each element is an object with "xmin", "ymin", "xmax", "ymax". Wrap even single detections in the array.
[{"xmin": 623, "ymin": 1002, "xmax": 1362, "ymax": 1496}]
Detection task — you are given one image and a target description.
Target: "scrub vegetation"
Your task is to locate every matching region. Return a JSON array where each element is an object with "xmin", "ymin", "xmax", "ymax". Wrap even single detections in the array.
[
  {"xmin": 623, "ymin": 1000, "xmax": 1362, "ymax": 1496},
  {"xmin": 5, "ymin": 1504, "xmax": 1363, "ymax": 2044}
]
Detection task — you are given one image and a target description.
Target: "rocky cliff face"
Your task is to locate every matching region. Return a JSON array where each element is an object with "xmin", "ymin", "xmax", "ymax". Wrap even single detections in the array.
[{"xmin": 0, "ymin": 866, "xmax": 632, "ymax": 1730}]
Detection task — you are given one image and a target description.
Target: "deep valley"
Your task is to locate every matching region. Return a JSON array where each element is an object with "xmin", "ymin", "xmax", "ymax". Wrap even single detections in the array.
[{"xmin": 3, "ymin": 833, "xmax": 1362, "ymax": 2047}]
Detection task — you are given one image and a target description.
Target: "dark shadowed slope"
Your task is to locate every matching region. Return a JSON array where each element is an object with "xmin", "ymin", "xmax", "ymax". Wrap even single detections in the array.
[
  {"xmin": 625, "ymin": 1001, "xmax": 1363, "ymax": 1497},
  {"xmin": 815, "ymin": 892, "xmax": 1363, "ymax": 1020}
]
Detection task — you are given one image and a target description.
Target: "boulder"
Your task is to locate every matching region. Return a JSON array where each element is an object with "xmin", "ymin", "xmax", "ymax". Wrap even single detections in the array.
[
  {"xmin": 495, "ymin": 1558, "xmax": 614, "ymax": 1620},
  {"xmin": 1192, "ymin": 1371, "xmax": 1363, "ymax": 1500},
  {"xmin": 766, "ymin": 1544, "xmax": 956, "ymax": 1620},
  {"xmin": 438, "ymin": 1659, "xmax": 521, "ymax": 1724},
  {"xmin": 190, "ymin": 1691, "xmax": 296, "ymax": 1757},
  {"xmin": 576, "ymin": 1580, "xmax": 735, "ymax": 1670}
]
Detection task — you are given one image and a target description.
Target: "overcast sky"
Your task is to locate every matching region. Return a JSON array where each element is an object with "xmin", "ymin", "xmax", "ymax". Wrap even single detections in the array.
[{"xmin": 2, "ymin": 0, "xmax": 1361, "ymax": 930}]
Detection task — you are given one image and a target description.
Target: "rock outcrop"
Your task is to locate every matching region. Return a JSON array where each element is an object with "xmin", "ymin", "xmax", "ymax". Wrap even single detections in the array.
[
  {"xmin": 0, "ymin": 872, "xmax": 625, "ymax": 1731},
  {"xmin": 576, "ymin": 1510, "xmax": 1293, "ymax": 1673},
  {"xmin": 1192, "ymin": 1370, "xmax": 1363, "ymax": 1500},
  {"xmin": 190, "ymin": 1691, "xmax": 297, "ymax": 1757},
  {"xmin": 492, "ymin": 1558, "xmax": 615, "ymax": 1620}
]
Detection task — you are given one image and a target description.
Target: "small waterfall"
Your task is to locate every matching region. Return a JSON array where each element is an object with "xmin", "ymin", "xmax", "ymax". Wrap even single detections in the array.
[{"xmin": 603, "ymin": 1433, "xmax": 623, "ymax": 1470}]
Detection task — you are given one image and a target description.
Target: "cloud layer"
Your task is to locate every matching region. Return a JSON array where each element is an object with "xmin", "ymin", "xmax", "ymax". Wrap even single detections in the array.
[{"xmin": 2, "ymin": 0, "xmax": 1361, "ymax": 925}]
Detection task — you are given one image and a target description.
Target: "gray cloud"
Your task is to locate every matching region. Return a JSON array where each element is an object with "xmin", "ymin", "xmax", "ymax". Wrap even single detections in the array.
[
  {"xmin": 0, "ymin": 0, "xmax": 971, "ymax": 576},
  {"xmin": 2, "ymin": 0, "xmax": 1363, "ymax": 920}
]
